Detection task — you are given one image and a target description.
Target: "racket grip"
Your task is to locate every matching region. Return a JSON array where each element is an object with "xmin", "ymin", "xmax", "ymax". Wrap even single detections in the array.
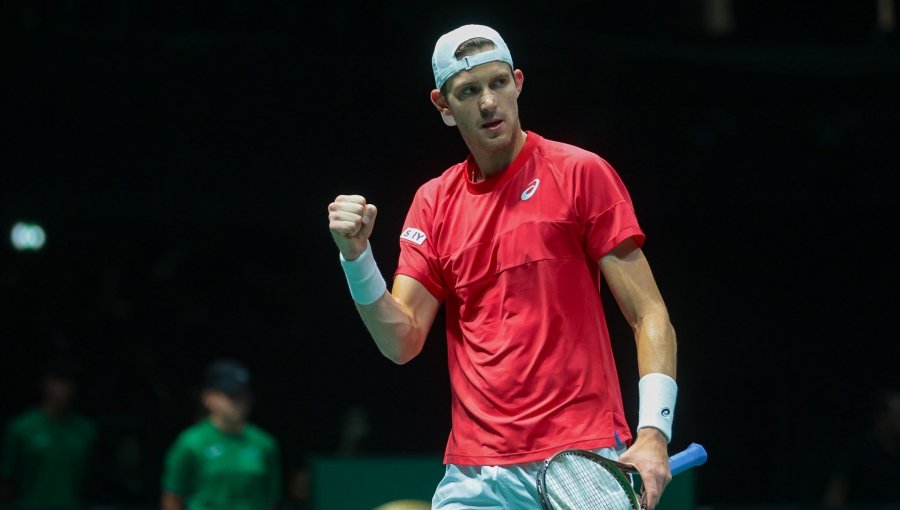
[{"xmin": 669, "ymin": 443, "xmax": 707, "ymax": 476}]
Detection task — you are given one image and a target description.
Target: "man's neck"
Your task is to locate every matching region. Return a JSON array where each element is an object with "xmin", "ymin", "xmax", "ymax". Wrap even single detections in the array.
[
  {"xmin": 210, "ymin": 414, "xmax": 245, "ymax": 435},
  {"xmin": 469, "ymin": 129, "xmax": 527, "ymax": 181},
  {"xmin": 41, "ymin": 402, "xmax": 68, "ymax": 421}
]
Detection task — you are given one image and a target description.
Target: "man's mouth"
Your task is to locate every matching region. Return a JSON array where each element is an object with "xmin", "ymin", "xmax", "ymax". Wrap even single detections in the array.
[{"xmin": 482, "ymin": 119, "xmax": 503, "ymax": 129}]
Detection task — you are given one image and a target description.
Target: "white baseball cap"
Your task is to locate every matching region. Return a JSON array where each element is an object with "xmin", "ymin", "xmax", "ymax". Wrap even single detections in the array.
[{"xmin": 431, "ymin": 24, "xmax": 514, "ymax": 126}]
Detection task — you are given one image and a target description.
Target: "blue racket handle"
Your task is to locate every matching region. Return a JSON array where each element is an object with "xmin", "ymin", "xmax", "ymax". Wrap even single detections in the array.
[{"xmin": 669, "ymin": 442, "xmax": 707, "ymax": 476}]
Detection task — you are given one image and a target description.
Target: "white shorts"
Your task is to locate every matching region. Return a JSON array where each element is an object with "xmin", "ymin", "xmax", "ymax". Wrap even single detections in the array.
[{"xmin": 432, "ymin": 446, "xmax": 623, "ymax": 509}]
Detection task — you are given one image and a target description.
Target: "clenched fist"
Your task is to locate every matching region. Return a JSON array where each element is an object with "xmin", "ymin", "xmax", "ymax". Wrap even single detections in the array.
[{"xmin": 328, "ymin": 195, "xmax": 378, "ymax": 261}]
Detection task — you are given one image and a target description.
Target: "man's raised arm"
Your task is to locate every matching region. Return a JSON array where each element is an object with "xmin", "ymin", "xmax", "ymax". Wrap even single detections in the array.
[{"xmin": 327, "ymin": 195, "xmax": 439, "ymax": 364}]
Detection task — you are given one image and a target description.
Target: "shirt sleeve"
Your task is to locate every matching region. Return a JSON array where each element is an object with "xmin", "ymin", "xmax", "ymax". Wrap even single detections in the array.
[
  {"xmin": 574, "ymin": 155, "xmax": 645, "ymax": 260},
  {"xmin": 394, "ymin": 185, "xmax": 447, "ymax": 302},
  {"xmin": 161, "ymin": 435, "xmax": 194, "ymax": 497}
]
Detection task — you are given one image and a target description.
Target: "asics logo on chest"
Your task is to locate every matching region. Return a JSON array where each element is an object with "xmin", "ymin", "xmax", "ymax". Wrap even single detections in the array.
[{"xmin": 521, "ymin": 179, "xmax": 540, "ymax": 201}]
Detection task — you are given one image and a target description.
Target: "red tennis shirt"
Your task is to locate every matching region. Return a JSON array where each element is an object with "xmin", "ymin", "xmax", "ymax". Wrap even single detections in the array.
[{"xmin": 395, "ymin": 132, "xmax": 645, "ymax": 465}]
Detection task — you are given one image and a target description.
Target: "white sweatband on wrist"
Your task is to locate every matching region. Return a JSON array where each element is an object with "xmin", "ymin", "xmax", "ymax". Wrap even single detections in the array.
[
  {"xmin": 637, "ymin": 373, "xmax": 678, "ymax": 443},
  {"xmin": 339, "ymin": 243, "xmax": 387, "ymax": 305}
]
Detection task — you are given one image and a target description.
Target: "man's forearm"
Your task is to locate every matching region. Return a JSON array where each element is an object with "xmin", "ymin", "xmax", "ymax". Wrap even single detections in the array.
[
  {"xmin": 632, "ymin": 309, "xmax": 678, "ymax": 445},
  {"xmin": 634, "ymin": 311, "xmax": 677, "ymax": 378},
  {"xmin": 356, "ymin": 293, "xmax": 427, "ymax": 365}
]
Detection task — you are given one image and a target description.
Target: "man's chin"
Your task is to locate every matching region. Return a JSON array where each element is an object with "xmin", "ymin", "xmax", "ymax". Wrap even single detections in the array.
[
  {"xmin": 478, "ymin": 127, "xmax": 512, "ymax": 146},
  {"xmin": 461, "ymin": 124, "xmax": 516, "ymax": 153}
]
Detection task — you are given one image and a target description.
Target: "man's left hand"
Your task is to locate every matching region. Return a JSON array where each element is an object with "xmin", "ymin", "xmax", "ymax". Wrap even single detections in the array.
[{"xmin": 618, "ymin": 428, "xmax": 671, "ymax": 510}]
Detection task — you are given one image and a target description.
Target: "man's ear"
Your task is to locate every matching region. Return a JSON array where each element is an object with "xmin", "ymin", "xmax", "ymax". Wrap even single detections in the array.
[
  {"xmin": 430, "ymin": 89, "xmax": 456, "ymax": 127},
  {"xmin": 430, "ymin": 89, "xmax": 450, "ymax": 114},
  {"xmin": 514, "ymin": 69, "xmax": 524, "ymax": 97}
]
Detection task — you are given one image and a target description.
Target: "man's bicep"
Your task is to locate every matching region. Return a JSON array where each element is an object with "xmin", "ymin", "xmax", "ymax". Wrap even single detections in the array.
[
  {"xmin": 598, "ymin": 237, "xmax": 668, "ymax": 327},
  {"xmin": 392, "ymin": 275, "xmax": 440, "ymax": 332}
]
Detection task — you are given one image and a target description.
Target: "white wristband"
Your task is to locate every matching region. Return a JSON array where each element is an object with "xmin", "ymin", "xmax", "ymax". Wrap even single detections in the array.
[
  {"xmin": 339, "ymin": 243, "xmax": 387, "ymax": 305},
  {"xmin": 637, "ymin": 373, "xmax": 678, "ymax": 443}
]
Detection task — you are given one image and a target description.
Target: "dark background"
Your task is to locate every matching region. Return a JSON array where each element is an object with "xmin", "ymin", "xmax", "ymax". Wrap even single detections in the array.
[{"xmin": 1, "ymin": 0, "xmax": 898, "ymax": 507}]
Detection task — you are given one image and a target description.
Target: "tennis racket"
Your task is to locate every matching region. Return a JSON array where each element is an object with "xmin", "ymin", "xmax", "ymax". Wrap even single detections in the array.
[{"xmin": 536, "ymin": 442, "xmax": 707, "ymax": 510}]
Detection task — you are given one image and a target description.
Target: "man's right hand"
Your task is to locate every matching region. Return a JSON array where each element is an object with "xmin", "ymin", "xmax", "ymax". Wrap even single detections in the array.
[{"xmin": 328, "ymin": 195, "xmax": 378, "ymax": 260}]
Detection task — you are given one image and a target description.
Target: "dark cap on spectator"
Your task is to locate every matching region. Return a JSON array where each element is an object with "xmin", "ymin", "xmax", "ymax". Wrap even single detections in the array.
[{"xmin": 203, "ymin": 358, "xmax": 251, "ymax": 396}]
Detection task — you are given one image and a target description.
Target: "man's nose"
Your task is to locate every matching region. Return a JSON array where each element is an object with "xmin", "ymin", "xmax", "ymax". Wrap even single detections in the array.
[{"xmin": 479, "ymin": 92, "xmax": 497, "ymax": 113}]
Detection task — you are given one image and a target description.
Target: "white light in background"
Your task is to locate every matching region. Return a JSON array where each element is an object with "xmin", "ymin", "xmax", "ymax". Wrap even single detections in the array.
[{"xmin": 10, "ymin": 222, "xmax": 46, "ymax": 251}]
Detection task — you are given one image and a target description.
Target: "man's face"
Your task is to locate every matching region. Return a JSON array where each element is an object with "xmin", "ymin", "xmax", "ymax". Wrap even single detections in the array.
[
  {"xmin": 442, "ymin": 61, "xmax": 523, "ymax": 153},
  {"xmin": 43, "ymin": 376, "xmax": 76, "ymax": 410},
  {"xmin": 203, "ymin": 389, "xmax": 251, "ymax": 422}
]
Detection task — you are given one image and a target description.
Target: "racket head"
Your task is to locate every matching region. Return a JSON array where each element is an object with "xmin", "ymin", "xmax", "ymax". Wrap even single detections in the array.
[{"xmin": 537, "ymin": 449, "xmax": 641, "ymax": 510}]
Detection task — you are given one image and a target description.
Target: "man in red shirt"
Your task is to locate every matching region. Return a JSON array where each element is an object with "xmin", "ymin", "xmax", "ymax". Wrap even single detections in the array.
[{"xmin": 327, "ymin": 24, "xmax": 678, "ymax": 509}]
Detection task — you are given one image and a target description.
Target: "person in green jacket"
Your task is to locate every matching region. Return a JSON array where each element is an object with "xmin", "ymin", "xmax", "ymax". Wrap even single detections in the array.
[
  {"xmin": 0, "ymin": 358, "xmax": 97, "ymax": 510},
  {"xmin": 161, "ymin": 358, "xmax": 281, "ymax": 510}
]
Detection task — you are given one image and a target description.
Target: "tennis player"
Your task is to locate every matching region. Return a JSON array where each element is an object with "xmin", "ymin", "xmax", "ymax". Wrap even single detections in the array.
[{"xmin": 328, "ymin": 24, "xmax": 678, "ymax": 510}]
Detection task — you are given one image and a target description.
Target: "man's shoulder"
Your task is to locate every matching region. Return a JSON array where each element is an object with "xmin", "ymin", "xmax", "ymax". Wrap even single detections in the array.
[
  {"xmin": 414, "ymin": 161, "xmax": 465, "ymax": 200},
  {"xmin": 244, "ymin": 423, "xmax": 278, "ymax": 450},
  {"xmin": 535, "ymin": 134, "xmax": 607, "ymax": 167},
  {"xmin": 172, "ymin": 420, "xmax": 215, "ymax": 448},
  {"xmin": 6, "ymin": 408, "xmax": 44, "ymax": 432}
]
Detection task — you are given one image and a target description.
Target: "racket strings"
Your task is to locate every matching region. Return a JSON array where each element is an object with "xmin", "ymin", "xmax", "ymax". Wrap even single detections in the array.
[{"xmin": 543, "ymin": 454, "xmax": 638, "ymax": 510}]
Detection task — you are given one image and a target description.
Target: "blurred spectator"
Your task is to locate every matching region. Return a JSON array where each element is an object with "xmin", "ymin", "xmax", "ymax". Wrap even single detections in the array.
[
  {"xmin": 281, "ymin": 460, "xmax": 310, "ymax": 510},
  {"xmin": 0, "ymin": 358, "xmax": 97, "ymax": 510},
  {"xmin": 161, "ymin": 358, "xmax": 281, "ymax": 510},
  {"xmin": 823, "ymin": 387, "xmax": 900, "ymax": 506},
  {"xmin": 336, "ymin": 404, "xmax": 371, "ymax": 456}
]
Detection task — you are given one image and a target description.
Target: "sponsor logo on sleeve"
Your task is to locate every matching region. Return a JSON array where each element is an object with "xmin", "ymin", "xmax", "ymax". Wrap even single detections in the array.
[{"xmin": 400, "ymin": 228, "xmax": 427, "ymax": 246}]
